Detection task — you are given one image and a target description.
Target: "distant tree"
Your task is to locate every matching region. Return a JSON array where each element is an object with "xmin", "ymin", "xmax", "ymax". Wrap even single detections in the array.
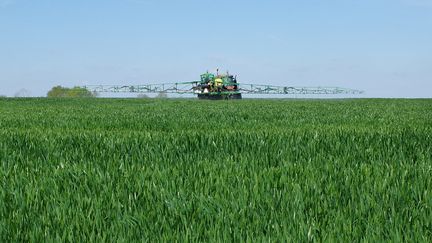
[
  {"xmin": 156, "ymin": 92, "xmax": 168, "ymax": 99},
  {"xmin": 14, "ymin": 89, "xmax": 31, "ymax": 97},
  {"xmin": 47, "ymin": 86, "xmax": 95, "ymax": 98},
  {"xmin": 67, "ymin": 87, "xmax": 94, "ymax": 97},
  {"xmin": 137, "ymin": 94, "xmax": 149, "ymax": 98},
  {"xmin": 92, "ymin": 91, "xmax": 99, "ymax": 97},
  {"xmin": 0, "ymin": 95, "xmax": 6, "ymax": 98},
  {"xmin": 47, "ymin": 86, "xmax": 67, "ymax": 97}
]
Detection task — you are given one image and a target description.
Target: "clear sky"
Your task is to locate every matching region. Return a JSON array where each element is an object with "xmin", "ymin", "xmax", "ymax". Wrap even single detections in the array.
[{"xmin": 0, "ymin": 0, "xmax": 431, "ymax": 97}]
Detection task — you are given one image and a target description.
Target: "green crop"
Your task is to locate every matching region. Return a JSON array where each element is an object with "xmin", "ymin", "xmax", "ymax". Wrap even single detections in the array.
[{"xmin": 1, "ymin": 98, "xmax": 431, "ymax": 241}]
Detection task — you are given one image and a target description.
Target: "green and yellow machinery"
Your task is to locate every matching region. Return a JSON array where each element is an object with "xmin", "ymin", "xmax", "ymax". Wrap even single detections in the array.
[
  {"xmin": 195, "ymin": 71, "xmax": 242, "ymax": 100},
  {"xmin": 82, "ymin": 70, "xmax": 363, "ymax": 99}
]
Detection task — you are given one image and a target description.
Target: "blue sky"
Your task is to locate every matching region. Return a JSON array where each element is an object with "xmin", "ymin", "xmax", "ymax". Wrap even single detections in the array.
[{"xmin": 0, "ymin": 0, "xmax": 431, "ymax": 97}]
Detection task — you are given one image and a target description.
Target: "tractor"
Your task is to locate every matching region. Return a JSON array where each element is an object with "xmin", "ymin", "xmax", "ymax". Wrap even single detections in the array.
[{"xmin": 194, "ymin": 71, "xmax": 242, "ymax": 100}]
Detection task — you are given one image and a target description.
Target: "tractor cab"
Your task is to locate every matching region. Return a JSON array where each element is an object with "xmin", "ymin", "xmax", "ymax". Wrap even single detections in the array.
[{"xmin": 195, "ymin": 71, "xmax": 242, "ymax": 99}]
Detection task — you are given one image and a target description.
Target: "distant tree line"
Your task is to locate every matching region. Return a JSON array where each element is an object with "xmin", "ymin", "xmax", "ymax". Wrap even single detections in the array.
[
  {"xmin": 138, "ymin": 92, "xmax": 168, "ymax": 99},
  {"xmin": 47, "ymin": 86, "xmax": 96, "ymax": 98},
  {"xmin": 15, "ymin": 89, "xmax": 31, "ymax": 97}
]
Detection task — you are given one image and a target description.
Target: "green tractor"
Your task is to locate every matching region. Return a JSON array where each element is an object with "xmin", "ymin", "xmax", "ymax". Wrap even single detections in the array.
[{"xmin": 194, "ymin": 71, "xmax": 242, "ymax": 100}]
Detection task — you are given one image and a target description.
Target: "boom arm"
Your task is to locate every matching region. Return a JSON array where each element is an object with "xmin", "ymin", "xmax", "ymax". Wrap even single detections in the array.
[
  {"xmin": 239, "ymin": 84, "xmax": 363, "ymax": 95},
  {"xmin": 83, "ymin": 82, "xmax": 198, "ymax": 94},
  {"xmin": 83, "ymin": 82, "xmax": 363, "ymax": 95}
]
